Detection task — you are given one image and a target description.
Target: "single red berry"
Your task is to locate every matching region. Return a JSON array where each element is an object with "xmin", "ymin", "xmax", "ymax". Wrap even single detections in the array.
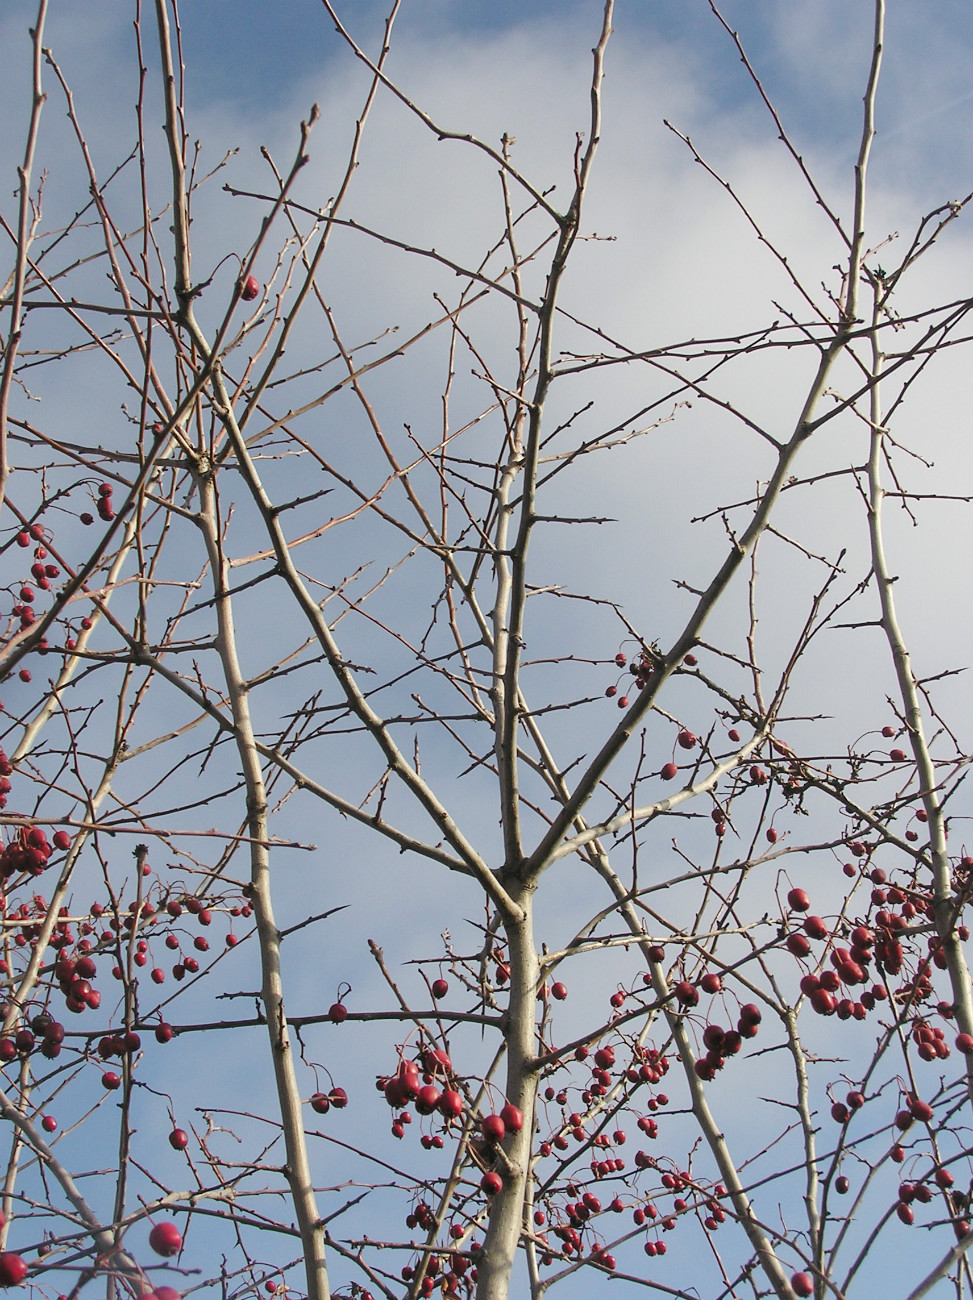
[
  {"xmin": 791, "ymin": 1274, "xmax": 813, "ymax": 1299},
  {"xmin": 660, "ymin": 762, "xmax": 678, "ymax": 781},
  {"xmin": 169, "ymin": 1128, "xmax": 189, "ymax": 1150},
  {"xmin": 438, "ymin": 1089, "xmax": 463, "ymax": 1119},
  {"xmin": 41, "ymin": 1115, "xmax": 57, "ymax": 1133},
  {"xmin": 551, "ymin": 981, "xmax": 567, "ymax": 1000},
  {"xmin": 906, "ymin": 1095, "xmax": 933, "ymax": 1122},
  {"xmin": 240, "ymin": 274, "xmax": 260, "ymax": 301},
  {"xmin": 310, "ymin": 1093, "xmax": 330, "ymax": 1115},
  {"xmin": 481, "ymin": 1114, "xmax": 506, "ymax": 1143},
  {"xmin": 431, "ymin": 978, "xmax": 448, "ymax": 999},
  {"xmin": 676, "ymin": 729, "xmax": 697, "ymax": 750},
  {"xmin": 415, "ymin": 1084, "xmax": 441, "ymax": 1115},
  {"xmin": 672, "ymin": 980, "xmax": 698, "ymax": 1008},
  {"xmin": 499, "ymin": 1102, "xmax": 524, "ymax": 1133},
  {"xmin": 328, "ymin": 1002, "xmax": 348, "ymax": 1024},
  {"xmin": 149, "ymin": 1221, "xmax": 182, "ymax": 1257},
  {"xmin": 481, "ymin": 1171, "xmax": 502, "ymax": 1196},
  {"xmin": 0, "ymin": 1255, "xmax": 28, "ymax": 1287},
  {"xmin": 101, "ymin": 1071, "xmax": 121, "ymax": 1090}
]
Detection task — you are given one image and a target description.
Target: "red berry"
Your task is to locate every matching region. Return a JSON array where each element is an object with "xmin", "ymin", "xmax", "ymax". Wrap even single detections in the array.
[
  {"xmin": 481, "ymin": 1113, "xmax": 506, "ymax": 1143},
  {"xmin": 660, "ymin": 762, "xmax": 678, "ymax": 781},
  {"xmin": 310, "ymin": 1093, "xmax": 330, "ymax": 1115},
  {"xmin": 101, "ymin": 1071, "xmax": 121, "ymax": 1090},
  {"xmin": 52, "ymin": 830, "xmax": 72, "ymax": 851},
  {"xmin": 169, "ymin": 1128, "xmax": 189, "ymax": 1149},
  {"xmin": 431, "ymin": 978, "xmax": 448, "ymax": 999},
  {"xmin": 481, "ymin": 1171, "xmax": 502, "ymax": 1196},
  {"xmin": 397, "ymin": 1059, "xmax": 420, "ymax": 1098},
  {"xmin": 787, "ymin": 887, "xmax": 810, "ymax": 912},
  {"xmin": 617, "ymin": 695, "xmax": 629, "ymax": 708},
  {"xmin": 906, "ymin": 1095, "xmax": 933, "ymax": 1122},
  {"xmin": 240, "ymin": 274, "xmax": 260, "ymax": 301},
  {"xmin": 149, "ymin": 1221, "xmax": 182, "ymax": 1257},
  {"xmin": 673, "ymin": 980, "xmax": 698, "ymax": 1007},
  {"xmin": 727, "ymin": 729, "xmax": 740, "ymax": 742},
  {"xmin": 791, "ymin": 1274, "xmax": 813, "ymax": 1298},
  {"xmin": 415, "ymin": 1084, "xmax": 441, "ymax": 1115},
  {"xmin": 328, "ymin": 1002, "xmax": 348, "ymax": 1024},
  {"xmin": 499, "ymin": 1103, "xmax": 524, "ymax": 1133},
  {"xmin": 41, "ymin": 1115, "xmax": 57, "ymax": 1133},
  {"xmin": 676, "ymin": 729, "xmax": 697, "ymax": 750},
  {"xmin": 438, "ymin": 1089, "xmax": 463, "ymax": 1119},
  {"xmin": 551, "ymin": 981, "xmax": 567, "ymax": 1000},
  {"xmin": 0, "ymin": 1255, "xmax": 28, "ymax": 1287}
]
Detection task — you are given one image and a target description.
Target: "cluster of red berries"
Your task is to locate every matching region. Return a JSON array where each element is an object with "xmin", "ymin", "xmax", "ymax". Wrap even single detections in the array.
[
  {"xmin": 401, "ymin": 1220, "xmax": 478, "ymax": 1298},
  {"xmin": 0, "ymin": 1010, "xmax": 66, "ymax": 1064},
  {"xmin": 605, "ymin": 648, "xmax": 658, "ymax": 708},
  {"xmin": 378, "ymin": 1048, "xmax": 464, "ymax": 1140},
  {"xmin": 8, "ymin": 525, "xmax": 63, "ymax": 679},
  {"xmin": 0, "ymin": 824, "xmax": 70, "ymax": 878},
  {"xmin": 95, "ymin": 481, "xmax": 115, "ymax": 522},
  {"xmin": 309, "ymin": 1085, "xmax": 348, "ymax": 1115}
]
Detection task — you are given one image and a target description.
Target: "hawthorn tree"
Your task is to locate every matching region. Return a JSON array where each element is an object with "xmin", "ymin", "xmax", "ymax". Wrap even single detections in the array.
[{"xmin": 0, "ymin": 2, "xmax": 971, "ymax": 1299}]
